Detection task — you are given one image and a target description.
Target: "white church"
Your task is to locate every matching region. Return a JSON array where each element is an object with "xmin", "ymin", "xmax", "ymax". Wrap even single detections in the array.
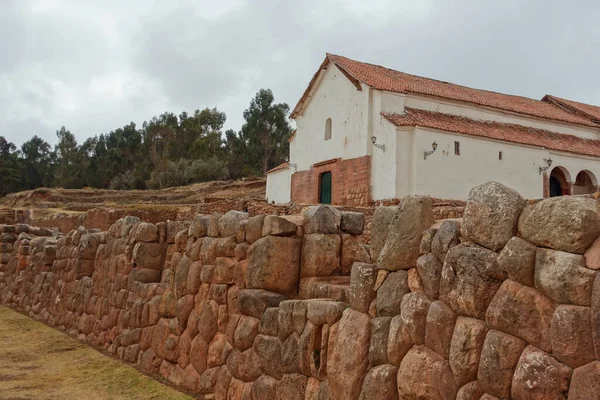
[{"xmin": 266, "ymin": 53, "xmax": 600, "ymax": 205}]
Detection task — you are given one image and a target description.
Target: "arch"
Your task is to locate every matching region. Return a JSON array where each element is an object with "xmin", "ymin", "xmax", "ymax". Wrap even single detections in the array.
[
  {"xmin": 549, "ymin": 166, "xmax": 572, "ymax": 197},
  {"xmin": 324, "ymin": 118, "xmax": 332, "ymax": 140},
  {"xmin": 573, "ymin": 170, "xmax": 598, "ymax": 195}
]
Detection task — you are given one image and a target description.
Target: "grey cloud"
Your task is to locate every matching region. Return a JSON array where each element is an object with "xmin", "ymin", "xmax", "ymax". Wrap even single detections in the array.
[{"xmin": 0, "ymin": 0, "xmax": 599, "ymax": 147}]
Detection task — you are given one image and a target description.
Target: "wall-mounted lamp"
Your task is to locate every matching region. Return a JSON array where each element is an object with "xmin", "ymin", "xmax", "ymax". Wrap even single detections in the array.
[
  {"xmin": 539, "ymin": 158, "xmax": 553, "ymax": 175},
  {"xmin": 371, "ymin": 136, "xmax": 386, "ymax": 152},
  {"xmin": 423, "ymin": 141, "xmax": 438, "ymax": 160}
]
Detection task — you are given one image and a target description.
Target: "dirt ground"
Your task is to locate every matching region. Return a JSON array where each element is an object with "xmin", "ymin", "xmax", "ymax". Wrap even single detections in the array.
[{"xmin": 0, "ymin": 306, "xmax": 192, "ymax": 400}]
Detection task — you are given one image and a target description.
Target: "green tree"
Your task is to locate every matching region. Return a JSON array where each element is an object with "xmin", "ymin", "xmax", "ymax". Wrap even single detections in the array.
[
  {"xmin": 239, "ymin": 89, "xmax": 291, "ymax": 174},
  {"xmin": 0, "ymin": 136, "xmax": 22, "ymax": 196},
  {"xmin": 20, "ymin": 135, "xmax": 55, "ymax": 189},
  {"xmin": 54, "ymin": 126, "xmax": 82, "ymax": 188}
]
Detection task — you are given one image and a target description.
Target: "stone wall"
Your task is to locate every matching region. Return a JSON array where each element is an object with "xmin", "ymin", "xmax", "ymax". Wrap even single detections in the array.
[{"xmin": 2, "ymin": 181, "xmax": 600, "ymax": 399}]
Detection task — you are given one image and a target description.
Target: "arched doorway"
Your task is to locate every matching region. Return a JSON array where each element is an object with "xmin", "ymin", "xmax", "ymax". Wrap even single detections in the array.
[
  {"xmin": 549, "ymin": 167, "xmax": 571, "ymax": 197},
  {"xmin": 573, "ymin": 170, "xmax": 598, "ymax": 195}
]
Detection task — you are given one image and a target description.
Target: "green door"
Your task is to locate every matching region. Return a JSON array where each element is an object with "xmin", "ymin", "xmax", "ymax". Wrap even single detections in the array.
[{"xmin": 319, "ymin": 172, "xmax": 332, "ymax": 204}]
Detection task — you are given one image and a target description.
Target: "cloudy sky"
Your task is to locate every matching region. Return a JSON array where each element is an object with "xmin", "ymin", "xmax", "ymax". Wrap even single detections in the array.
[{"xmin": 2, "ymin": 0, "xmax": 599, "ymax": 146}]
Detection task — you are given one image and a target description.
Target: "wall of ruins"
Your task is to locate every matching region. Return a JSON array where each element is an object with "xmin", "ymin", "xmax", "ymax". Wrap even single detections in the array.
[{"xmin": 2, "ymin": 181, "xmax": 598, "ymax": 399}]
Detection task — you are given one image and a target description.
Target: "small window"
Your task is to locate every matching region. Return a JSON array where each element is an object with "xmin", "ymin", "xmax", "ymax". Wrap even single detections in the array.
[
  {"xmin": 324, "ymin": 118, "xmax": 332, "ymax": 140},
  {"xmin": 454, "ymin": 141, "xmax": 460, "ymax": 155},
  {"xmin": 499, "ymin": 151, "xmax": 503, "ymax": 160}
]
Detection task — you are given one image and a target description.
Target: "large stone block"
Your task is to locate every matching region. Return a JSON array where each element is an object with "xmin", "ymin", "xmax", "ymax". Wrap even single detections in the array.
[
  {"xmin": 358, "ymin": 364, "xmax": 398, "ymax": 400},
  {"xmin": 376, "ymin": 270, "xmax": 409, "ymax": 317},
  {"xmin": 189, "ymin": 215, "xmax": 211, "ymax": 239},
  {"xmin": 303, "ymin": 205, "xmax": 341, "ymax": 234},
  {"xmin": 519, "ymin": 196, "xmax": 600, "ymax": 254},
  {"xmin": 340, "ymin": 233, "xmax": 371, "ymax": 275},
  {"xmin": 377, "ymin": 196, "xmax": 434, "ymax": 271},
  {"xmin": 477, "ymin": 330, "xmax": 526, "ymax": 399},
  {"xmin": 245, "ymin": 215, "xmax": 266, "ymax": 245},
  {"xmin": 341, "ymin": 212, "xmax": 365, "ymax": 235},
  {"xmin": 301, "ymin": 234, "xmax": 340, "ymax": 278},
  {"xmin": 535, "ymin": 248, "xmax": 596, "ymax": 306},
  {"xmin": 397, "ymin": 345, "xmax": 457, "ymax": 400},
  {"xmin": 456, "ymin": 381, "xmax": 484, "ymax": 400},
  {"xmin": 132, "ymin": 242, "xmax": 166, "ymax": 270},
  {"xmin": 431, "ymin": 220, "xmax": 461, "ymax": 262},
  {"xmin": 275, "ymin": 373, "xmax": 307, "ymax": 400},
  {"xmin": 237, "ymin": 289, "xmax": 287, "ymax": 319},
  {"xmin": 370, "ymin": 206, "xmax": 396, "ymax": 261},
  {"xmin": 247, "ymin": 236, "xmax": 301, "ymax": 297},
  {"xmin": 461, "ymin": 181, "xmax": 525, "ymax": 251},
  {"xmin": 349, "ymin": 262, "xmax": 377, "ymax": 313},
  {"xmin": 439, "ymin": 243, "xmax": 504, "ymax": 319},
  {"xmin": 568, "ymin": 361, "xmax": 600, "ymax": 400},
  {"xmin": 497, "ymin": 236, "xmax": 536, "ymax": 287},
  {"xmin": 328, "ymin": 309, "xmax": 371, "ymax": 400},
  {"xmin": 218, "ymin": 210, "xmax": 248, "ymax": 237},
  {"xmin": 424, "ymin": 300, "xmax": 457, "ymax": 359},
  {"xmin": 550, "ymin": 305, "xmax": 595, "ymax": 368},
  {"xmin": 262, "ymin": 215, "xmax": 298, "ymax": 237},
  {"xmin": 416, "ymin": 253, "xmax": 443, "ymax": 300},
  {"xmin": 449, "ymin": 317, "xmax": 487, "ymax": 388},
  {"xmin": 486, "ymin": 279, "xmax": 555, "ymax": 352},
  {"xmin": 369, "ymin": 317, "xmax": 392, "ymax": 366},
  {"xmin": 511, "ymin": 345, "xmax": 572, "ymax": 400}
]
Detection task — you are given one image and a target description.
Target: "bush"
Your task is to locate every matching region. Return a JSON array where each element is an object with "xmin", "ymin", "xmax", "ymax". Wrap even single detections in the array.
[{"xmin": 146, "ymin": 157, "xmax": 229, "ymax": 189}]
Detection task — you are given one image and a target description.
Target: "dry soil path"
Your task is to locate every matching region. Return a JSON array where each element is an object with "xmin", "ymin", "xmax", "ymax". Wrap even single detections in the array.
[{"xmin": 0, "ymin": 306, "xmax": 192, "ymax": 400}]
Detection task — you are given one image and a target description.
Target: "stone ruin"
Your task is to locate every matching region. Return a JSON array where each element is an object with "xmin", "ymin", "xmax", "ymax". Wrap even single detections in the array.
[{"xmin": 0, "ymin": 180, "xmax": 600, "ymax": 399}]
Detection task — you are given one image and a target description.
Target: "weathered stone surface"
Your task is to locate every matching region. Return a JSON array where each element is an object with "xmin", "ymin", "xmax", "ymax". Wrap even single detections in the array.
[
  {"xmin": 259, "ymin": 307, "xmax": 279, "ymax": 336},
  {"xmin": 440, "ymin": 243, "xmax": 504, "ymax": 319},
  {"xmin": 455, "ymin": 381, "xmax": 484, "ymax": 400},
  {"xmin": 592, "ymin": 276, "xmax": 600, "ymax": 359},
  {"xmin": 585, "ymin": 235, "xmax": 600, "ymax": 270},
  {"xmin": 358, "ymin": 364, "xmax": 398, "ymax": 400},
  {"xmin": 189, "ymin": 335, "xmax": 209, "ymax": 375},
  {"xmin": 369, "ymin": 317, "xmax": 392, "ymax": 366},
  {"xmin": 535, "ymin": 248, "xmax": 596, "ymax": 306},
  {"xmin": 400, "ymin": 292, "xmax": 431, "ymax": 345},
  {"xmin": 387, "ymin": 315, "xmax": 411, "ymax": 366},
  {"xmin": 305, "ymin": 299, "xmax": 345, "ymax": 326},
  {"xmin": 247, "ymin": 236, "xmax": 301, "ymax": 297},
  {"xmin": 486, "ymin": 279, "xmax": 555, "ymax": 352},
  {"xmin": 227, "ymin": 348, "xmax": 262, "ymax": 382},
  {"xmin": 397, "ymin": 345, "xmax": 457, "ymax": 400},
  {"xmin": 550, "ymin": 305, "xmax": 595, "ymax": 368},
  {"xmin": 254, "ymin": 334, "xmax": 283, "ymax": 379},
  {"xmin": 407, "ymin": 267, "xmax": 425, "ymax": 293},
  {"xmin": 328, "ymin": 309, "xmax": 370, "ymax": 400},
  {"xmin": 349, "ymin": 262, "xmax": 377, "ymax": 313},
  {"xmin": 301, "ymin": 234, "xmax": 340, "ymax": 278},
  {"xmin": 425, "ymin": 300, "xmax": 457, "ymax": 359},
  {"xmin": 497, "ymin": 236, "xmax": 537, "ymax": 287},
  {"xmin": 303, "ymin": 205, "xmax": 341, "ymax": 234},
  {"xmin": 519, "ymin": 196, "xmax": 600, "ymax": 254},
  {"xmin": 416, "ymin": 253, "xmax": 444, "ymax": 299},
  {"xmin": 218, "ymin": 210, "xmax": 248, "ymax": 237},
  {"xmin": 449, "ymin": 317, "xmax": 487, "ymax": 388},
  {"xmin": 378, "ymin": 196, "xmax": 434, "ymax": 271},
  {"xmin": 340, "ymin": 233, "xmax": 371, "ymax": 275},
  {"xmin": 245, "ymin": 215, "xmax": 266, "ymax": 245},
  {"xmin": 132, "ymin": 242, "xmax": 166, "ymax": 270},
  {"xmin": 568, "ymin": 361, "xmax": 600, "ymax": 400},
  {"xmin": 131, "ymin": 222, "xmax": 159, "ymax": 242},
  {"xmin": 234, "ymin": 315, "xmax": 259, "ymax": 352},
  {"xmin": 461, "ymin": 181, "xmax": 525, "ymax": 251},
  {"xmin": 376, "ymin": 270, "xmax": 409, "ymax": 317},
  {"xmin": 275, "ymin": 373, "xmax": 307, "ymax": 400},
  {"xmin": 477, "ymin": 330, "xmax": 526, "ymax": 399},
  {"xmin": 237, "ymin": 289, "xmax": 287, "ymax": 319},
  {"xmin": 341, "ymin": 212, "xmax": 365, "ymax": 235},
  {"xmin": 189, "ymin": 215, "xmax": 211, "ymax": 239},
  {"xmin": 431, "ymin": 220, "xmax": 461, "ymax": 262},
  {"xmin": 370, "ymin": 206, "xmax": 396, "ymax": 261},
  {"xmin": 252, "ymin": 374, "xmax": 277, "ymax": 399},
  {"xmin": 262, "ymin": 215, "xmax": 298, "ymax": 237},
  {"xmin": 511, "ymin": 345, "xmax": 572, "ymax": 400},
  {"xmin": 420, "ymin": 228, "xmax": 437, "ymax": 255}
]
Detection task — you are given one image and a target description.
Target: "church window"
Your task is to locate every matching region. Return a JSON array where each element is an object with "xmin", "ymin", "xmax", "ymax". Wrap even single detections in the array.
[{"xmin": 324, "ymin": 118, "xmax": 332, "ymax": 140}]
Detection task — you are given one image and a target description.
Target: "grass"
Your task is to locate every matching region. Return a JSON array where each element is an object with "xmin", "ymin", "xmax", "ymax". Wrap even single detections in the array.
[{"xmin": 0, "ymin": 306, "xmax": 193, "ymax": 400}]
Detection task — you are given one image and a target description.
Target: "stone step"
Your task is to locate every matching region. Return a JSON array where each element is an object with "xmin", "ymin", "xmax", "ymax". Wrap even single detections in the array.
[{"xmin": 298, "ymin": 276, "xmax": 350, "ymax": 303}]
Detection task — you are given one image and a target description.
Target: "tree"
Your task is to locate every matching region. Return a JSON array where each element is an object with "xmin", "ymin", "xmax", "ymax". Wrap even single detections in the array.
[
  {"xmin": 20, "ymin": 136, "xmax": 55, "ymax": 189},
  {"xmin": 54, "ymin": 126, "xmax": 83, "ymax": 188},
  {"xmin": 239, "ymin": 89, "xmax": 291, "ymax": 175},
  {"xmin": 0, "ymin": 137, "xmax": 22, "ymax": 196}
]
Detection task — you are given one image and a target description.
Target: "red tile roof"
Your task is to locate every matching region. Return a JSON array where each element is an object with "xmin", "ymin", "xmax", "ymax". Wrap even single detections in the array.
[
  {"xmin": 382, "ymin": 108, "xmax": 600, "ymax": 158},
  {"xmin": 542, "ymin": 95, "xmax": 600, "ymax": 123},
  {"xmin": 266, "ymin": 162, "xmax": 289, "ymax": 174},
  {"xmin": 293, "ymin": 53, "xmax": 599, "ymax": 128}
]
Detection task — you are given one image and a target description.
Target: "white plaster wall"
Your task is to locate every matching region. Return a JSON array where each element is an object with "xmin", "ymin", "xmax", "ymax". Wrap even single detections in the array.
[
  {"xmin": 370, "ymin": 113, "xmax": 399, "ymax": 200},
  {"xmin": 412, "ymin": 127, "xmax": 551, "ymax": 199},
  {"xmin": 404, "ymin": 94, "xmax": 600, "ymax": 140},
  {"xmin": 266, "ymin": 168, "xmax": 291, "ymax": 204},
  {"xmin": 291, "ymin": 64, "xmax": 370, "ymax": 171}
]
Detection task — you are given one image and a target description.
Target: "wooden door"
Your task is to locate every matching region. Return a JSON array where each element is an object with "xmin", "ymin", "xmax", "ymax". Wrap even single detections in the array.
[{"xmin": 319, "ymin": 172, "xmax": 332, "ymax": 204}]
